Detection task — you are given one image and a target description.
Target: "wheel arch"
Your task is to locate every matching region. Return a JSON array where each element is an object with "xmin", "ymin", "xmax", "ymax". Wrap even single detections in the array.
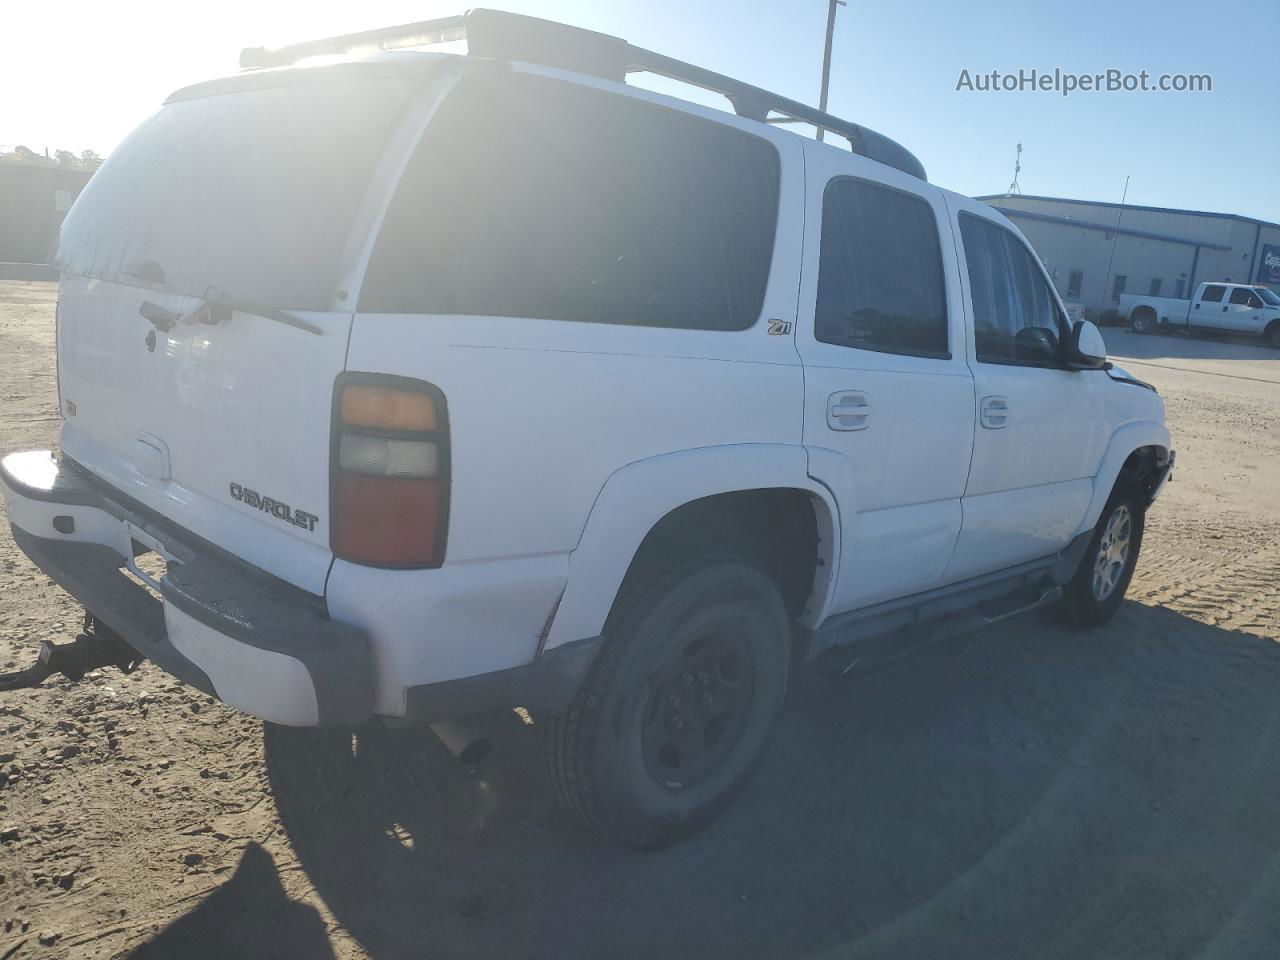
[
  {"xmin": 1076, "ymin": 420, "xmax": 1172, "ymax": 536},
  {"xmin": 542, "ymin": 445, "xmax": 840, "ymax": 652}
]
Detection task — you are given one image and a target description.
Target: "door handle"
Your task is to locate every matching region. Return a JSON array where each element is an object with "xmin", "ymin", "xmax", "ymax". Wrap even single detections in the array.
[
  {"xmin": 980, "ymin": 395, "xmax": 1009, "ymax": 429},
  {"xmin": 827, "ymin": 391, "xmax": 870, "ymax": 431}
]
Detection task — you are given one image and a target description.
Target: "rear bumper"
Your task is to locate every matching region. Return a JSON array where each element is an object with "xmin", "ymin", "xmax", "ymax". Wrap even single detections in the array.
[{"xmin": 1, "ymin": 450, "xmax": 371, "ymax": 727}]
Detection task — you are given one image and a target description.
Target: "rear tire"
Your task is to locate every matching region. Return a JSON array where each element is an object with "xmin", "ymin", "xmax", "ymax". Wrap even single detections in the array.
[
  {"xmin": 1130, "ymin": 308, "xmax": 1156, "ymax": 334},
  {"xmin": 1062, "ymin": 478, "xmax": 1145, "ymax": 628},
  {"xmin": 544, "ymin": 551, "xmax": 790, "ymax": 849},
  {"xmin": 1266, "ymin": 320, "xmax": 1280, "ymax": 350}
]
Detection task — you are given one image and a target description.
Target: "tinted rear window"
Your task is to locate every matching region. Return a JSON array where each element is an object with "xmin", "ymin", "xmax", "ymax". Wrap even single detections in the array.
[
  {"xmin": 814, "ymin": 178, "xmax": 949, "ymax": 358},
  {"xmin": 59, "ymin": 73, "xmax": 415, "ymax": 310},
  {"xmin": 359, "ymin": 73, "xmax": 780, "ymax": 330}
]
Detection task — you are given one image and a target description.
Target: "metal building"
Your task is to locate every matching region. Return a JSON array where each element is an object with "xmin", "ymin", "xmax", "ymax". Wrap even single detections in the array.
[
  {"xmin": 977, "ymin": 193, "xmax": 1280, "ymax": 318},
  {"xmin": 0, "ymin": 161, "xmax": 94, "ymax": 264}
]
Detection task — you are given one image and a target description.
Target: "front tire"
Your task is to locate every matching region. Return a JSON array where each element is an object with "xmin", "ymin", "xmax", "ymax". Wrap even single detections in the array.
[
  {"xmin": 1266, "ymin": 320, "xmax": 1280, "ymax": 350},
  {"xmin": 1062, "ymin": 479, "xmax": 1145, "ymax": 627},
  {"xmin": 544, "ymin": 551, "xmax": 790, "ymax": 849}
]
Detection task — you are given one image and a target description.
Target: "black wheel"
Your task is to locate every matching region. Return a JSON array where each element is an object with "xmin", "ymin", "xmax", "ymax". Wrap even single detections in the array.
[
  {"xmin": 544, "ymin": 551, "xmax": 790, "ymax": 849},
  {"xmin": 1130, "ymin": 308, "xmax": 1156, "ymax": 334},
  {"xmin": 1062, "ymin": 478, "xmax": 1145, "ymax": 628},
  {"xmin": 1266, "ymin": 321, "xmax": 1280, "ymax": 350}
]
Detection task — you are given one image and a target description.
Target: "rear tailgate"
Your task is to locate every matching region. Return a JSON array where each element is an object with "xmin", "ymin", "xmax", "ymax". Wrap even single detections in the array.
[
  {"xmin": 57, "ymin": 280, "xmax": 350, "ymax": 594},
  {"xmin": 53, "ymin": 61, "xmax": 427, "ymax": 593}
]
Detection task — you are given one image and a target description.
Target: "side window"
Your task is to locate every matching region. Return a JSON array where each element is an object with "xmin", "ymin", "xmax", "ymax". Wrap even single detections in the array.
[
  {"xmin": 1111, "ymin": 275, "xmax": 1128, "ymax": 304},
  {"xmin": 1201, "ymin": 285, "xmax": 1226, "ymax": 303},
  {"xmin": 814, "ymin": 179, "xmax": 949, "ymax": 358},
  {"xmin": 958, "ymin": 214, "xmax": 1066, "ymax": 366},
  {"xmin": 360, "ymin": 73, "xmax": 781, "ymax": 330},
  {"xmin": 1228, "ymin": 287, "xmax": 1255, "ymax": 306}
]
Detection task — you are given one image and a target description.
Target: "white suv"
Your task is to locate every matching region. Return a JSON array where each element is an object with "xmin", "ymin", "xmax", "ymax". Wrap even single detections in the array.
[{"xmin": 0, "ymin": 11, "xmax": 1172, "ymax": 848}]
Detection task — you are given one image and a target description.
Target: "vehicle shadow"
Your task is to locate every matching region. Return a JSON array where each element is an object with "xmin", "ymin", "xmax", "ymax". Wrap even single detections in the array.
[
  {"xmin": 254, "ymin": 600, "xmax": 1280, "ymax": 960},
  {"xmin": 124, "ymin": 842, "xmax": 336, "ymax": 960},
  {"xmin": 1106, "ymin": 327, "xmax": 1280, "ymax": 363}
]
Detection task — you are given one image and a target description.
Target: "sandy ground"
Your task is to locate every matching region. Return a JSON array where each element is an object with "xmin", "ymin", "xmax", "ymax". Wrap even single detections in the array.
[{"xmin": 1, "ymin": 280, "xmax": 1279, "ymax": 959}]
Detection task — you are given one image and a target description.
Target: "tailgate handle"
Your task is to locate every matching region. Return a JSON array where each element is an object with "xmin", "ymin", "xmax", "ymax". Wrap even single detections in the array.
[{"xmin": 139, "ymin": 300, "xmax": 178, "ymax": 332}]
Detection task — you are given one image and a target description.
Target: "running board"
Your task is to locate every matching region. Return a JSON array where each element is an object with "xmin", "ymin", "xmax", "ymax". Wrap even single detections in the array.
[{"xmin": 812, "ymin": 581, "xmax": 1062, "ymax": 678}]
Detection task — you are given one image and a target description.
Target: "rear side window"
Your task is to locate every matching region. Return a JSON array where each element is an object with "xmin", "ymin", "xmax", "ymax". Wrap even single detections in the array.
[
  {"xmin": 959, "ymin": 213, "xmax": 1065, "ymax": 366},
  {"xmin": 360, "ymin": 73, "xmax": 780, "ymax": 330},
  {"xmin": 814, "ymin": 178, "xmax": 949, "ymax": 358},
  {"xmin": 1201, "ymin": 285, "xmax": 1226, "ymax": 303}
]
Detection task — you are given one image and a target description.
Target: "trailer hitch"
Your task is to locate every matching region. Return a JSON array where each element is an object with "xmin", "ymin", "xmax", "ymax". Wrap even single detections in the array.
[{"xmin": 0, "ymin": 614, "xmax": 143, "ymax": 692}]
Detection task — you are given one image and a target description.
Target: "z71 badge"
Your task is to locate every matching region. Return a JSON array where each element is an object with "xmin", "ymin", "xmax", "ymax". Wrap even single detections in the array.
[{"xmin": 229, "ymin": 482, "xmax": 319, "ymax": 532}]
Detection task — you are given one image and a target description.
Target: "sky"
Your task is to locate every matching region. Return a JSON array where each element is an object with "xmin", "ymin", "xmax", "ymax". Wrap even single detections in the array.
[{"xmin": 4, "ymin": 0, "xmax": 1277, "ymax": 221}]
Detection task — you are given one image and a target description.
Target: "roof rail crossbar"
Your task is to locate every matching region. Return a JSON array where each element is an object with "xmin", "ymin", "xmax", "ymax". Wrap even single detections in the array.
[{"xmin": 238, "ymin": 8, "xmax": 926, "ymax": 181}]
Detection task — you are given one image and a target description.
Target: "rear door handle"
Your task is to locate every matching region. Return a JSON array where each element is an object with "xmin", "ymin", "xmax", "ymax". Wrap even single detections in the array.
[
  {"xmin": 827, "ymin": 390, "xmax": 870, "ymax": 431},
  {"xmin": 980, "ymin": 395, "xmax": 1009, "ymax": 429}
]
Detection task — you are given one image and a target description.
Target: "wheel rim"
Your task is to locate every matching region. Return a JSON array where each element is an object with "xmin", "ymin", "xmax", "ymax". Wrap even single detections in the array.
[
  {"xmin": 1091, "ymin": 504, "xmax": 1132, "ymax": 601},
  {"xmin": 641, "ymin": 626, "xmax": 756, "ymax": 789},
  {"xmin": 1134, "ymin": 314, "xmax": 1151, "ymax": 332}
]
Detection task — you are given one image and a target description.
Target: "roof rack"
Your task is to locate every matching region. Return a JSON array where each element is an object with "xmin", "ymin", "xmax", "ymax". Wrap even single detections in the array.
[{"xmin": 239, "ymin": 9, "xmax": 927, "ymax": 181}]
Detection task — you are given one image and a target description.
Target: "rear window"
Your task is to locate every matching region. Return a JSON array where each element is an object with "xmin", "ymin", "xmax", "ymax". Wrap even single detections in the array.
[
  {"xmin": 359, "ymin": 72, "xmax": 780, "ymax": 330},
  {"xmin": 59, "ymin": 73, "xmax": 416, "ymax": 310}
]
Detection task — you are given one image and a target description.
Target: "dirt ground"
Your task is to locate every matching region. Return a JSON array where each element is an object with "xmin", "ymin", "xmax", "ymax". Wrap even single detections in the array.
[{"xmin": 1, "ymin": 279, "xmax": 1279, "ymax": 960}]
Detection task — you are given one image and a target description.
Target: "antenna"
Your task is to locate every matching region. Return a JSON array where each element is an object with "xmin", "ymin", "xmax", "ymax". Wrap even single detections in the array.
[{"xmin": 1007, "ymin": 142, "xmax": 1022, "ymax": 195}]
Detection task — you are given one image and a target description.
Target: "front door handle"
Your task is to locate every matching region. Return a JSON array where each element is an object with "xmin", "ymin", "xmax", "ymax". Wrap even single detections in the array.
[
  {"xmin": 827, "ymin": 390, "xmax": 870, "ymax": 431},
  {"xmin": 980, "ymin": 395, "xmax": 1009, "ymax": 429}
]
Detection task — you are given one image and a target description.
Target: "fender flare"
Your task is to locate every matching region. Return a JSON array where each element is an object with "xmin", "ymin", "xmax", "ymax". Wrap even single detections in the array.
[
  {"xmin": 1077, "ymin": 419, "xmax": 1171, "ymax": 535},
  {"xmin": 543, "ymin": 444, "xmax": 840, "ymax": 651}
]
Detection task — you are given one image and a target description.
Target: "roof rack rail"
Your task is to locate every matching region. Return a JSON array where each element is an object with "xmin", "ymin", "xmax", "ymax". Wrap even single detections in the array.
[{"xmin": 239, "ymin": 9, "xmax": 926, "ymax": 181}]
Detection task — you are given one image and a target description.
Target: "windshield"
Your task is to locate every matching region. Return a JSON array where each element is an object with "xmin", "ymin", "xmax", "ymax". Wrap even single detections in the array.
[
  {"xmin": 58, "ymin": 73, "xmax": 415, "ymax": 310},
  {"xmin": 1255, "ymin": 286, "xmax": 1280, "ymax": 306}
]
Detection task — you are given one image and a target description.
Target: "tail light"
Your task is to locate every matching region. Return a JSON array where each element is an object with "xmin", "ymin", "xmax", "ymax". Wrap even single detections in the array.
[{"xmin": 331, "ymin": 376, "xmax": 449, "ymax": 567}]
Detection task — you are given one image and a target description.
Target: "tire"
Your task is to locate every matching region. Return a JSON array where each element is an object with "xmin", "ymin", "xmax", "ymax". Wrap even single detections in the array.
[
  {"xmin": 1130, "ymin": 308, "xmax": 1156, "ymax": 334},
  {"xmin": 1062, "ymin": 478, "xmax": 1145, "ymax": 628},
  {"xmin": 1266, "ymin": 321, "xmax": 1280, "ymax": 350},
  {"xmin": 544, "ymin": 550, "xmax": 791, "ymax": 849}
]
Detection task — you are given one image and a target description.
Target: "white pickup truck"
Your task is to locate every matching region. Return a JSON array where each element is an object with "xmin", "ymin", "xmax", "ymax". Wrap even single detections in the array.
[
  {"xmin": 0, "ymin": 10, "xmax": 1174, "ymax": 848},
  {"xmin": 1122, "ymin": 281, "xmax": 1280, "ymax": 346}
]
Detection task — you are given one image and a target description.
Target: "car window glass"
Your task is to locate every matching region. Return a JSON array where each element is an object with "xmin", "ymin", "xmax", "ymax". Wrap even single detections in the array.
[
  {"xmin": 360, "ymin": 72, "xmax": 780, "ymax": 331},
  {"xmin": 1201, "ymin": 285, "xmax": 1226, "ymax": 303},
  {"xmin": 814, "ymin": 178, "xmax": 949, "ymax": 358},
  {"xmin": 959, "ymin": 214, "xmax": 1065, "ymax": 366},
  {"xmin": 1229, "ymin": 287, "xmax": 1253, "ymax": 306}
]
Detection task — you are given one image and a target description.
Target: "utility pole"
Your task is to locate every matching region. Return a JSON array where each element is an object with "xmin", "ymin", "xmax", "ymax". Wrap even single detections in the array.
[
  {"xmin": 816, "ymin": 0, "xmax": 847, "ymax": 141},
  {"xmin": 1100, "ymin": 176, "xmax": 1131, "ymax": 313}
]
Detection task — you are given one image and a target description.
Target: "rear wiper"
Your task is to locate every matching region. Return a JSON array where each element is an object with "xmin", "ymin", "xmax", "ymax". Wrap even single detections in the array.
[
  {"xmin": 137, "ymin": 291, "xmax": 322, "ymax": 336},
  {"xmin": 202, "ymin": 293, "xmax": 323, "ymax": 336}
]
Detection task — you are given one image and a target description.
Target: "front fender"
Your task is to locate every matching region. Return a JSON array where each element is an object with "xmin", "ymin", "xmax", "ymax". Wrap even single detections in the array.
[
  {"xmin": 1077, "ymin": 419, "xmax": 1172, "ymax": 535},
  {"xmin": 543, "ymin": 444, "xmax": 839, "ymax": 651}
]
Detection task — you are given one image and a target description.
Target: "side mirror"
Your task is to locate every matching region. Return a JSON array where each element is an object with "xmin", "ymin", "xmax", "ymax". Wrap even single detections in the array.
[{"xmin": 1068, "ymin": 319, "xmax": 1108, "ymax": 369}]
